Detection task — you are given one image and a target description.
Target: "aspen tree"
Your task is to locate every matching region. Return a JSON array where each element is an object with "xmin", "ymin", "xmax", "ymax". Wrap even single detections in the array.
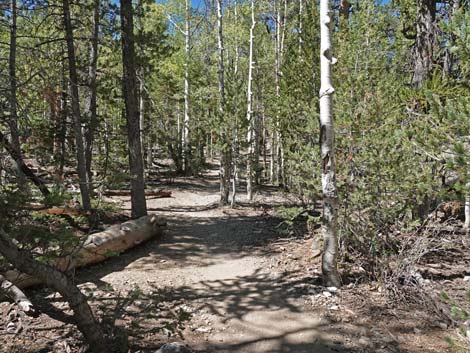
[
  {"xmin": 246, "ymin": 0, "xmax": 256, "ymax": 201},
  {"xmin": 217, "ymin": 0, "xmax": 230, "ymax": 205},
  {"xmin": 183, "ymin": 0, "xmax": 191, "ymax": 174},
  {"xmin": 319, "ymin": 0, "xmax": 341, "ymax": 287}
]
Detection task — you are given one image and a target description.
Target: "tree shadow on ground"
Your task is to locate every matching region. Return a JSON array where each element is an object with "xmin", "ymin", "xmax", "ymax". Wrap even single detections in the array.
[{"xmin": 79, "ymin": 269, "xmax": 411, "ymax": 353}]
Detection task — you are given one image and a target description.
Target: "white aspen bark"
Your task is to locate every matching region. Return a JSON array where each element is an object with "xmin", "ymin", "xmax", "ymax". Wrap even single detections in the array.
[
  {"xmin": 217, "ymin": 0, "xmax": 230, "ymax": 204},
  {"xmin": 246, "ymin": 0, "xmax": 256, "ymax": 201},
  {"xmin": 139, "ymin": 73, "xmax": 145, "ymax": 165},
  {"xmin": 183, "ymin": 0, "xmax": 191, "ymax": 174},
  {"xmin": 270, "ymin": 131, "xmax": 275, "ymax": 183},
  {"xmin": 319, "ymin": 0, "xmax": 341, "ymax": 287},
  {"xmin": 273, "ymin": 0, "xmax": 280, "ymax": 186},
  {"xmin": 231, "ymin": 4, "xmax": 240, "ymax": 207}
]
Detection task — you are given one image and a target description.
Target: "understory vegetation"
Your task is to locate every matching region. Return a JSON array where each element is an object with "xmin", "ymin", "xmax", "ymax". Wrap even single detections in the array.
[{"xmin": 0, "ymin": 0, "xmax": 469, "ymax": 352}]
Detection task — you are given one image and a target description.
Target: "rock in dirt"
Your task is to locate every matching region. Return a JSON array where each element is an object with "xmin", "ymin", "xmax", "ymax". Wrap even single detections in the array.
[{"xmin": 156, "ymin": 342, "xmax": 192, "ymax": 353}]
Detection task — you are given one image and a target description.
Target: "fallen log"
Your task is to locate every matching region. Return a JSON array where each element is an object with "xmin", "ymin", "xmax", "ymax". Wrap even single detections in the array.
[
  {"xmin": 0, "ymin": 275, "xmax": 34, "ymax": 313},
  {"xmin": 3, "ymin": 215, "xmax": 166, "ymax": 289},
  {"xmin": 103, "ymin": 189, "xmax": 172, "ymax": 198},
  {"xmin": 36, "ymin": 207, "xmax": 88, "ymax": 216}
]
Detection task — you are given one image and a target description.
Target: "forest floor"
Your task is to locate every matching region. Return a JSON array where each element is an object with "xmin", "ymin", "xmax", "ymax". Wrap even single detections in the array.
[{"xmin": 1, "ymin": 163, "xmax": 469, "ymax": 353}]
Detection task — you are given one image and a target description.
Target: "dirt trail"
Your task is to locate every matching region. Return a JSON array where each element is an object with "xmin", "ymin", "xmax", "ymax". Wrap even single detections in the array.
[{"xmin": 78, "ymin": 168, "xmax": 346, "ymax": 353}]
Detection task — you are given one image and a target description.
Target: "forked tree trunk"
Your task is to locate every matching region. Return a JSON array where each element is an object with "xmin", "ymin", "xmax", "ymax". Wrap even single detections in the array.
[
  {"xmin": 63, "ymin": 0, "xmax": 92, "ymax": 210},
  {"xmin": 120, "ymin": 0, "xmax": 148, "ymax": 218},
  {"xmin": 0, "ymin": 229, "xmax": 107, "ymax": 352},
  {"xmin": 246, "ymin": 0, "xmax": 256, "ymax": 201},
  {"xmin": 319, "ymin": 0, "xmax": 341, "ymax": 287}
]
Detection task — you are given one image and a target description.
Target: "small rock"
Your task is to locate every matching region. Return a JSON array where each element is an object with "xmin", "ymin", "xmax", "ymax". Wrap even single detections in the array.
[
  {"xmin": 156, "ymin": 342, "xmax": 192, "ymax": 353},
  {"xmin": 463, "ymin": 276, "xmax": 470, "ymax": 282},
  {"xmin": 329, "ymin": 305, "xmax": 339, "ymax": 311},
  {"xmin": 322, "ymin": 291, "xmax": 332, "ymax": 298},
  {"xmin": 6, "ymin": 321, "xmax": 21, "ymax": 334},
  {"xmin": 438, "ymin": 322, "xmax": 448, "ymax": 330},
  {"xmin": 327, "ymin": 286, "xmax": 338, "ymax": 292},
  {"xmin": 413, "ymin": 328, "xmax": 422, "ymax": 334},
  {"xmin": 358, "ymin": 336, "xmax": 370, "ymax": 346},
  {"xmin": 466, "ymin": 330, "xmax": 470, "ymax": 339},
  {"xmin": 195, "ymin": 327, "xmax": 212, "ymax": 333}
]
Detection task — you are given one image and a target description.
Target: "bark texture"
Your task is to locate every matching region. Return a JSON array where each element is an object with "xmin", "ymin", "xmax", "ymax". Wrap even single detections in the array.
[
  {"xmin": 120, "ymin": 0, "xmax": 148, "ymax": 218},
  {"xmin": 412, "ymin": 0, "xmax": 436, "ymax": 87},
  {"xmin": 319, "ymin": 0, "xmax": 341, "ymax": 288},
  {"xmin": 63, "ymin": 0, "xmax": 92, "ymax": 210}
]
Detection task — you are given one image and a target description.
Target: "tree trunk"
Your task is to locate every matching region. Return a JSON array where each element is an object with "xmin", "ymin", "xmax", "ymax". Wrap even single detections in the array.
[
  {"xmin": 0, "ymin": 132, "xmax": 50, "ymax": 196},
  {"xmin": 411, "ymin": 0, "xmax": 436, "ymax": 87},
  {"xmin": 465, "ymin": 183, "xmax": 470, "ymax": 229},
  {"xmin": 298, "ymin": 0, "xmax": 303, "ymax": 55},
  {"xmin": 84, "ymin": 0, "xmax": 100, "ymax": 185},
  {"xmin": 63, "ymin": 0, "xmax": 92, "ymax": 211},
  {"xmin": 120, "ymin": 0, "xmax": 148, "ymax": 218},
  {"xmin": 5, "ymin": 215, "xmax": 165, "ymax": 289},
  {"xmin": 0, "ymin": 229, "xmax": 107, "ymax": 352},
  {"xmin": 246, "ymin": 0, "xmax": 256, "ymax": 201},
  {"xmin": 217, "ymin": 0, "xmax": 230, "ymax": 205},
  {"xmin": 183, "ymin": 0, "xmax": 191, "ymax": 175},
  {"xmin": 319, "ymin": 0, "xmax": 341, "ymax": 287},
  {"xmin": 8, "ymin": 0, "xmax": 27, "ymax": 189}
]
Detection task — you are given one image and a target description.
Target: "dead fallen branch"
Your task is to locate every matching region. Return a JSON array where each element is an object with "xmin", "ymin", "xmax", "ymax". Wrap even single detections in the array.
[
  {"xmin": 24, "ymin": 205, "xmax": 129, "ymax": 223},
  {"xmin": 3, "ymin": 215, "xmax": 166, "ymax": 289},
  {"xmin": 0, "ymin": 275, "xmax": 34, "ymax": 314},
  {"xmin": 103, "ymin": 189, "xmax": 172, "ymax": 198}
]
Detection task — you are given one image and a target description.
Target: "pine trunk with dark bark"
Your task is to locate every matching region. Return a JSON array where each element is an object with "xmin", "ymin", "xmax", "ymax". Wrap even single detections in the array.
[
  {"xmin": 120, "ymin": 0, "xmax": 148, "ymax": 218},
  {"xmin": 84, "ymin": 0, "xmax": 100, "ymax": 184},
  {"xmin": 411, "ymin": 0, "xmax": 436, "ymax": 88},
  {"xmin": 8, "ymin": 0, "xmax": 27, "ymax": 189},
  {"xmin": 63, "ymin": 0, "xmax": 92, "ymax": 210}
]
